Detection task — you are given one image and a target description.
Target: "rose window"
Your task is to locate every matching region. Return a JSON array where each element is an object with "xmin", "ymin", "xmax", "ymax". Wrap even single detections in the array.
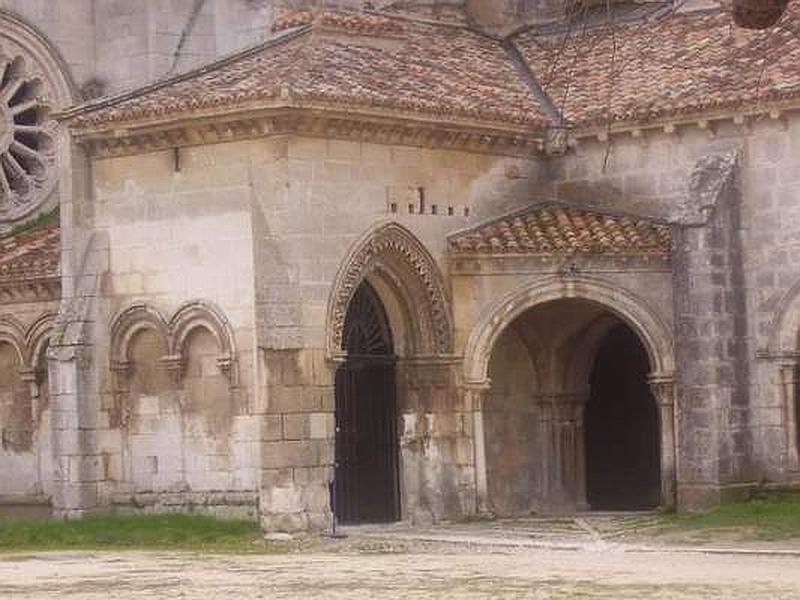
[{"xmin": 0, "ymin": 53, "xmax": 55, "ymax": 221}]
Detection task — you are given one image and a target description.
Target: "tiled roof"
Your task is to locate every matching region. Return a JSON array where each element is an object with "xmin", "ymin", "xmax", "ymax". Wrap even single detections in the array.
[
  {"xmin": 0, "ymin": 222, "xmax": 60, "ymax": 284},
  {"xmin": 66, "ymin": 10, "xmax": 548, "ymax": 130},
  {"xmin": 515, "ymin": 4, "xmax": 800, "ymax": 127},
  {"xmin": 62, "ymin": 5, "xmax": 800, "ymax": 133},
  {"xmin": 448, "ymin": 203, "xmax": 671, "ymax": 256}
]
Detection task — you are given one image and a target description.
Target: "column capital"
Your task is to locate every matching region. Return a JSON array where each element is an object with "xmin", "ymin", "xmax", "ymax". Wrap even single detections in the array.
[
  {"xmin": 648, "ymin": 372, "xmax": 676, "ymax": 406},
  {"xmin": 463, "ymin": 378, "xmax": 492, "ymax": 391},
  {"xmin": 462, "ymin": 379, "xmax": 491, "ymax": 412},
  {"xmin": 159, "ymin": 354, "xmax": 184, "ymax": 385},
  {"xmin": 18, "ymin": 367, "xmax": 37, "ymax": 383},
  {"xmin": 778, "ymin": 361, "xmax": 800, "ymax": 385}
]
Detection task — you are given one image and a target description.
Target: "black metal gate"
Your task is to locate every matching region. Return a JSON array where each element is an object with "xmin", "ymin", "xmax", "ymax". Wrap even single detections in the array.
[{"xmin": 334, "ymin": 282, "xmax": 400, "ymax": 524}]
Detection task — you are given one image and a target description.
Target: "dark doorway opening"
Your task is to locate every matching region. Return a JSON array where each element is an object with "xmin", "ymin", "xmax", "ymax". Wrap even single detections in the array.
[
  {"xmin": 334, "ymin": 281, "xmax": 401, "ymax": 524},
  {"xmin": 585, "ymin": 324, "xmax": 660, "ymax": 510}
]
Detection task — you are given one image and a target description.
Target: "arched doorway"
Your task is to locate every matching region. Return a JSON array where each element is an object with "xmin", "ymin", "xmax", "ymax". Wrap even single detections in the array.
[
  {"xmin": 585, "ymin": 324, "xmax": 660, "ymax": 510},
  {"xmin": 481, "ymin": 297, "xmax": 664, "ymax": 515},
  {"xmin": 334, "ymin": 281, "xmax": 401, "ymax": 524}
]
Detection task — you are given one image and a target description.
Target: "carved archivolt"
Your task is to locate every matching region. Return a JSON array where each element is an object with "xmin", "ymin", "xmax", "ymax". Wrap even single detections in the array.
[
  {"xmin": 110, "ymin": 300, "xmax": 238, "ymax": 386},
  {"xmin": 328, "ymin": 222, "xmax": 453, "ymax": 357}
]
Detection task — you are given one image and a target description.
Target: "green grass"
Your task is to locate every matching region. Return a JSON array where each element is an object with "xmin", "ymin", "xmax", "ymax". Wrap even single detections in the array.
[
  {"xmin": 662, "ymin": 496, "xmax": 800, "ymax": 541},
  {"xmin": 0, "ymin": 514, "xmax": 286, "ymax": 553}
]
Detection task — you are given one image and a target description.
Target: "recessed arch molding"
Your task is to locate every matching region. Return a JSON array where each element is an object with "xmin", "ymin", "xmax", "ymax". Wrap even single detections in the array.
[
  {"xmin": 463, "ymin": 275, "xmax": 675, "ymax": 385},
  {"xmin": 109, "ymin": 300, "xmax": 238, "ymax": 386},
  {"xmin": 327, "ymin": 222, "xmax": 454, "ymax": 358}
]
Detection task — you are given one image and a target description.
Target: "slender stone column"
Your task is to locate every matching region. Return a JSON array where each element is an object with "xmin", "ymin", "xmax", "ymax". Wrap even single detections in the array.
[
  {"xmin": 778, "ymin": 361, "xmax": 800, "ymax": 473},
  {"xmin": 551, "ymin": 390, "xmax": 590, "ymax": 510},
  {"xmin": 19, "ymin": 368, "xmax": 40, "ymax": 423},
  {"xmin": 569, "ymin": 390, "xmax": 590, "ymax": 511},
  {"xmin": 465, "ymin": 381, "xmax": 491, "ymax": 515},
  {"xmin": 648, "ymin": 373, "xmax": 677, "ymax": 510}
]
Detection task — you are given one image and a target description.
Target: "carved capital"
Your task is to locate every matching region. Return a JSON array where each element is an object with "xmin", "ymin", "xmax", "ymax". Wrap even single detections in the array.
[
  {"xmin": 463, "ymin": 379, "xmax": 491, "ymax": 411},
  {"xmin": 18, "ymin": 367, "xmax": 37, "ymax": 383},
  {"xmin": 159, "ymin": 354, "xmax": 184, "ymax": 385},
  {"xmin": 216, "ymin": 354, "xmax": 238, "ymax": 386},
  {"xmin": 779, "ymin": 360, "xmax": 799, "ymax": 386},
  {"xmin": 648, "ymin": 373, "xmax": 676, "ymax": 407}
]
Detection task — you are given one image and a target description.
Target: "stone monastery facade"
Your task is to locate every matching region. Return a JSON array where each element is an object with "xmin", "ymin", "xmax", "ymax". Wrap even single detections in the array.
[{"xmin": 1, "ymin": 0, "xmax": 800, "ymax": 530}]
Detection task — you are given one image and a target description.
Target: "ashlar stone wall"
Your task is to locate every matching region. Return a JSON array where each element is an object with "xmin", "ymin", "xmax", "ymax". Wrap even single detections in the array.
[
  {"xmin": 82, "ymin": 140, "xmax": 264, "ymax": 518},
  {"xmin": 249, "ymin": 134, "xmax": 545, "ymax": 529}
]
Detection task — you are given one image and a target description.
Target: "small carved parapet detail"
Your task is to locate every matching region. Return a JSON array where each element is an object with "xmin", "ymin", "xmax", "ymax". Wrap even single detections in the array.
[{"xmin": 331, "ymin": 223, "xmax": 453, "ymax": 356}]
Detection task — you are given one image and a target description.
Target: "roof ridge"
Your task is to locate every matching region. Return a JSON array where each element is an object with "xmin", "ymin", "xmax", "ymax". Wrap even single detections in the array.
[
  {"xmin": 56, "ymin": 25, "xmax": 312, "ymax": 122},
  {"xmin": 502, "ymin": 38, "xmax": 563, "ymax": 126}
]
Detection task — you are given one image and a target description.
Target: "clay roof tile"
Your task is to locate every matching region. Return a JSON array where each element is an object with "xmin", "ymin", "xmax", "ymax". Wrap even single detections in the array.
[{"xmin": 449, "ymin": 203, "xmax": 671, "ymax": 257}]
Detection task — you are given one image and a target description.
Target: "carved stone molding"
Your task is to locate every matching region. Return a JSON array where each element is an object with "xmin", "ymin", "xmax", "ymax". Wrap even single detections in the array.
[
  {"xmin": 71, "ymin": 108, "xmax": 545, "ymax": 160},
  {"xmin": 0, "ymin": 278, "xmax": 60, "ymax": 304},
  {"xmin": 676, "ymin": 149, "xmax": 740, "ymax": 226},
  {"xmin": 328, "ymin": 222, "xmax": 453, "ymax": 357}
]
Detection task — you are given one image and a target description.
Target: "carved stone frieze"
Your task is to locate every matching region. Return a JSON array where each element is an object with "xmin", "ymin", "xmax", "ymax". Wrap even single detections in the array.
[{"xmin": 75, "ymin": 109, "xmax": 545, "ymax": 160}]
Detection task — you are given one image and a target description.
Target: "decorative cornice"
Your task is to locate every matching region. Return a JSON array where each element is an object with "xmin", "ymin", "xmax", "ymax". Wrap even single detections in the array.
[
  {"xmin": 71, "ymin": 107, "xmax": 545, "ymax": 159},
  {"xmin": 0, "ymin": 276, "xmax": 60, "ymax": 303},
  {"xmin": 566, "ymin": 103, "xmax": 800, "ymax": 147}
]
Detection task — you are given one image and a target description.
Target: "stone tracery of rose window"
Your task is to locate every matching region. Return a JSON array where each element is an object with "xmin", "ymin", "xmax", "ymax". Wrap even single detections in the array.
[{"xmin": 0, "ymin": 52, "xmax": 55, "ymax": 222}]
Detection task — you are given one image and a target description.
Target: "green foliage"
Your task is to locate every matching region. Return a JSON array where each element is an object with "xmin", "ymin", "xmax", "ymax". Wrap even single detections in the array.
[
  {"xmin": 664, "ymin": 497, "xmax": 800, "ymax": 541},
  {"xmin": 1, "ymin": 208, "xmax": 59, "ymax": 240},
  {"xmin": 0, "ymin": 514, "xmax": 283, "ymax": 553}
]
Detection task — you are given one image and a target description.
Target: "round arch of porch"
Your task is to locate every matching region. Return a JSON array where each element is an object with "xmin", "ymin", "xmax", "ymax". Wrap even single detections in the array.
[
  {"xmin": 462, "ymin": 275, "xmax": 677, "ymax": 513},
  {"xmin": 763, "ymin": 282, "xmax": 800, "ymax": 474},
  {"xmin": 463, "ymin": 276, "xmax": 674, "ymax": 385}
]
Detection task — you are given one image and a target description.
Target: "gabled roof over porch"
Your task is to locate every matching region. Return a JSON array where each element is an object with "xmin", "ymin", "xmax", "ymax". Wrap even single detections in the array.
[{"xmin": 448, "ymin": 202, "xmax": 672, "ymax": 257}]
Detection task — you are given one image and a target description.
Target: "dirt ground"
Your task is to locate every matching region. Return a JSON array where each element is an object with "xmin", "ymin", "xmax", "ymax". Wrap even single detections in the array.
[{"xmin": 2, "ymin": 517, "xmax": 800, "ymax": 599}]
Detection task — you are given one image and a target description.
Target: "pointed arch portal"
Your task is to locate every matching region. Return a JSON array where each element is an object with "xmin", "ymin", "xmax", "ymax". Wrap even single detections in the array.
[{"xmin": 334, "ymin": 281, "xmax": 401, "ymax": 524}]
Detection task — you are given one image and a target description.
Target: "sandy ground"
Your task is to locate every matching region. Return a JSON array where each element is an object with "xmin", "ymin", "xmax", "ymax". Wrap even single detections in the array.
[
  {"xmin": 1, "ymin": 543, "xmax": 800, "ymax": 599},
  {"xmin": 2, "ymin": 516, "xmax": 800, "ymax": 599}
]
